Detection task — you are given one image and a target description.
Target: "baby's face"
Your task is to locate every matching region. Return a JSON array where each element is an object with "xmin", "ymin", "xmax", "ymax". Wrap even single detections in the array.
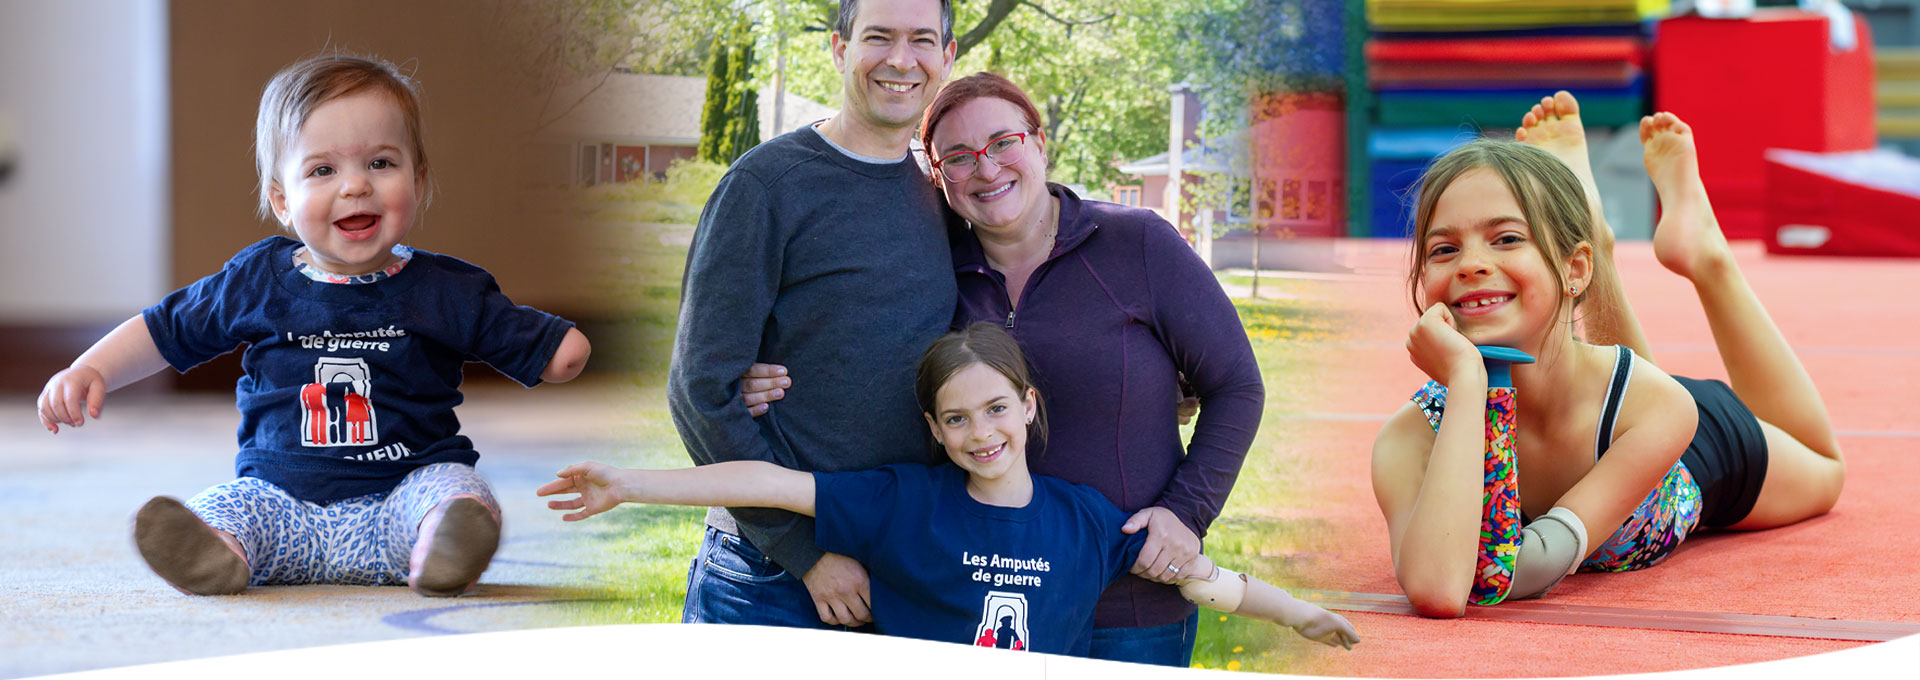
[{"xmin": 269, "ymin": 90, "xmax": 423, "ymax": 276}]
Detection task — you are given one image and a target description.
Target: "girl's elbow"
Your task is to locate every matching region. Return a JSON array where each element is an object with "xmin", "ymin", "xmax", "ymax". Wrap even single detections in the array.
[
  {"xmin": 1408, "ymin": 592, "xmax": 1467, "ymax": 619},
  {"xmin": 1398, "ymin": 573, "xmax": 1468, "ymax": 618}
]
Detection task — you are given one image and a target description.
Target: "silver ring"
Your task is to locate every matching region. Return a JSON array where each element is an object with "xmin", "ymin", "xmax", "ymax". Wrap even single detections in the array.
[{"xmin": 1168, "ymin": 565, "xmax": 1180, "ymax": 574}]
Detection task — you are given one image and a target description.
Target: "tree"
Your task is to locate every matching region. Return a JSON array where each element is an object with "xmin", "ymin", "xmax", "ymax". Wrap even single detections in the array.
[
  {"xmin": 722, "ymin": 21, "xmax": 762, "ymax": 162},
  {"xmin": 697, "ymin": 26, "xmax": 735, "ymax": 164}
]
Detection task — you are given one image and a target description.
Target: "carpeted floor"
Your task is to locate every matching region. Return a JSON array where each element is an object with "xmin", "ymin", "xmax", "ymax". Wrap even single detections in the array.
[{"xmin": 0, "ymin": 379, "xmax": 644, "ymax": 679}]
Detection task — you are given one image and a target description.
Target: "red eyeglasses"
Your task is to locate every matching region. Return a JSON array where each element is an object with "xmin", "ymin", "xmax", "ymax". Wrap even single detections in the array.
[{"xmin": 931, "ymin": 132, "xmax": 1031, "ymax": 182}]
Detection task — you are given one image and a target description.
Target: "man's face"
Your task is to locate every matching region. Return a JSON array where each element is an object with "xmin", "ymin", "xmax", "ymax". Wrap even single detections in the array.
[{"xmin": 831, "ymin": 0, "xmax": 955, "ymax": 135}]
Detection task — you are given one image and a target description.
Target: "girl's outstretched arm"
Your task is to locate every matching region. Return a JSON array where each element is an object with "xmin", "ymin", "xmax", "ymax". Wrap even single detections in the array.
[
  {"xmin": 1177, "ymin": 554, "xmax": 1360, "ymax": 650},
  {"xmin": 37, "ymin": 315, "xmax": 170, "ymax": 434},
  {"xmin": 538, "ymin": 460, "xmax": 815, "ymax": 521}
]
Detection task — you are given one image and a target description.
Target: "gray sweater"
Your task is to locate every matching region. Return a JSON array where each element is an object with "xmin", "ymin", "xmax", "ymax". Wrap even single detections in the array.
[{"xmin": 667, "ymin": 126, "xmax": 955, "ymax": 576}]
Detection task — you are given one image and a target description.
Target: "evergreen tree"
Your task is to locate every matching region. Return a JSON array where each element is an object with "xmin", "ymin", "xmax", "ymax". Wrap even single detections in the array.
[
  {"xmin": 719, "ymin": 19, "xmax": 760, "ymax": 163},
  {"xmin": 696, "ymin": 24, "xmax": 733, "ymax": 164}
]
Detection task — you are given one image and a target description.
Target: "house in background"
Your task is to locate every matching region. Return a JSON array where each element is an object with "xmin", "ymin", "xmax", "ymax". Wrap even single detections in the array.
[
  {"xmin": 1108, "ymin": 87, "xmax": 1349, "ymax": 271},
  {"xmin": 546, "ymin": 72, "xmax": 837, "ymax": 185}
]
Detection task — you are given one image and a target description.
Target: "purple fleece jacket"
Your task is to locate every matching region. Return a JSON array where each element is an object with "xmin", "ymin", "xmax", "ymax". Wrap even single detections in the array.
[{"xmin": 950, "ymin": 184, "xmax": 1264, "ymax": 629}]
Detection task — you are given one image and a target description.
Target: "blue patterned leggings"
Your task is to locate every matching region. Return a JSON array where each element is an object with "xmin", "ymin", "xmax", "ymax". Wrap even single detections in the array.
[{"xmin": 185, "ymin": 462, "xmax": 498, "ymax": 586}]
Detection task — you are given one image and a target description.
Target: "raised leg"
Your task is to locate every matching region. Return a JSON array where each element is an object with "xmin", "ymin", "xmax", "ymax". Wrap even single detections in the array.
[
  {"xmin": 1640, "ymin": 112, "xmax": 1844, "ymax": 526},
  {"xmin": 1516, "ymin": 91, "xmax": 1652, "ymax": 360}
]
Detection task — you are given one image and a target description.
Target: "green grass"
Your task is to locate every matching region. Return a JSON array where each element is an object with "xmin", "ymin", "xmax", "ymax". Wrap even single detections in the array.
[{"xmin": 574, "ymin": 181, "xmax": 1354, "ymax": 672}]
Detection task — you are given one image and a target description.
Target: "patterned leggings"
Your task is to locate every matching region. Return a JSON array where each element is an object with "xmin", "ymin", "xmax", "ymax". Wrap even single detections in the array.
[{"xmin": 185, "ymin": 462, "xmax": 499, "ymax": 586}]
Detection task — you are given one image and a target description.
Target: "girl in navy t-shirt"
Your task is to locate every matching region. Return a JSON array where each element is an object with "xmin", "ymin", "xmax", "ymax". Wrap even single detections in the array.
[{"xmin": 543, "ymin": 323, "xmax": 1356, "ymax": 656}]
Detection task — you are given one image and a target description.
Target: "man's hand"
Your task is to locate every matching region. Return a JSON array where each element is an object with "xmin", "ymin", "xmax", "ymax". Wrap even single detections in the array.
[
  {"xmin": 802, "ymin": 552, "xmax": 872, "ymax": 627},
  {"xmin": 38, "ymin": 365, "xmax": 107, "ymax": 434},
  {"xmin": 1123, "ymin": 506, "xmax": 1201, "ymax": 584},
  {"xmin": 738, "ymin": 363, "xmax": 791, "ymax": 417}
]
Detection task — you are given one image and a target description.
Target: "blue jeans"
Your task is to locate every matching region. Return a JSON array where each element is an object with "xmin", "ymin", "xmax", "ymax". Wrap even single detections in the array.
[
  {"xmin": 1087, "ymin": 611, "xmax": 1200, "ymax": 667},
  {"xmin": 682, "ymin": 527, "xmax": 841, "ymax": 629}
]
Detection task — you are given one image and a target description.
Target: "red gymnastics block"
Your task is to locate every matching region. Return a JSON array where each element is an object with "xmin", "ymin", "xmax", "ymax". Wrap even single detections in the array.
[
  {"xmin": 1764, "ymin": 149, "xmax": 1920, "ymax": 258},
  {"xmin": 1655, "ymin": 10, "xmax": 1876, "ymax": 239}
]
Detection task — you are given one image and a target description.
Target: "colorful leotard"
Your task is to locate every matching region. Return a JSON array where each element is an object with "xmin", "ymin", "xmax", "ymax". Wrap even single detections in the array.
[{"xmin": 1410, "ymin": 346, "xmax": 1764, "ymax": 573}]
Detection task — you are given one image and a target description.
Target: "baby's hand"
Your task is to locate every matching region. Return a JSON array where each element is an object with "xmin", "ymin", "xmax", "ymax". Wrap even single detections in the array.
[
  {"xmin": 1286, "ymin": 603, "xmax": 1360, "ymax": 650},
  {"xmin": 37, "ymin": 365, "xmax": 107, "ymax": 434},
  {"xmin": 537, "ymin": 462, "xmax": 629, "ymax": 521}
]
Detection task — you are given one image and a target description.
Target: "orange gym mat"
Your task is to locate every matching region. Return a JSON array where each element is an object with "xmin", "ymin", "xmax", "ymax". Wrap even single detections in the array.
[{"xmin": 1277, "ymin": 240, "xmax": 1920, "ymax": 677}]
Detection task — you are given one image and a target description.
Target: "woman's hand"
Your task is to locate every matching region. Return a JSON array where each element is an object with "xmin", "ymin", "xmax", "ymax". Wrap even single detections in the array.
[
  {"xmin": 537, "ymin": 462, "xmax": 630, "ymax": 522},
  {"xmin": 1123, "ymin": 506, "xmax": 1201, "ymax": 584},
  {"xmin": 1406, "ymin": 303, "xmax": 1484, "ymax": 386},
  {"xmin": 738, "ymin": 363, "xmax": 791, "ymax": 417}
]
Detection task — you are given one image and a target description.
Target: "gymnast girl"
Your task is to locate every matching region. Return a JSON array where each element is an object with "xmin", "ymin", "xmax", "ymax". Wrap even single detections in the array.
[
  {"xmin": 1370, "ymin": 92, "xmax": 1847, "ymax": 617},
  {"xmin": 543, "ymin": 323, "xmax": 1358, "ymax": 655}
]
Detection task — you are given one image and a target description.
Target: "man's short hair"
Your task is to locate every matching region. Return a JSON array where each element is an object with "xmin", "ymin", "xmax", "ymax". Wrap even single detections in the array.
[{"xmin": 836, "ymin": 0, "xmax": 954, "ymax": 45}]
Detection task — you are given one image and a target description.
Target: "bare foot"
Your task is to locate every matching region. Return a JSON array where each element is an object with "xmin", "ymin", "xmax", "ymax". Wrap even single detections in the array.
[
  {"xmin": 409, "ymin": 495, "xmax": 500, "ymax": 597},
  {"xmin": 1641, "ymin": 112, "xmax": 1732, "ymax": 280},
  {"xmin": 1516, "ymin": 91, "xmax": 1612, "ymax": 251}
]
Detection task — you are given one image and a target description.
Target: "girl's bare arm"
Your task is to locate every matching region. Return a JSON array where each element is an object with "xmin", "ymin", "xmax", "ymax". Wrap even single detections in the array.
[
  {"xmin": 1548, "ymin": 368, "xmax": 1697, "ymax": 551},
  {"xmin": 538, "ymin": 460, "xmax": 816, "ymax": 521}
]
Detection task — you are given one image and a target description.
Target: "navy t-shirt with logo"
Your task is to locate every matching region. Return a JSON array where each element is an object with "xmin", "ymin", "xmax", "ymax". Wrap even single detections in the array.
[
  {"xmin": 143, "ymin": 236, "xmax": 575, "ymax": 503},
  {"xmin": 814, "ymin": 463, "xmax": 1147, "ymax": 656}
]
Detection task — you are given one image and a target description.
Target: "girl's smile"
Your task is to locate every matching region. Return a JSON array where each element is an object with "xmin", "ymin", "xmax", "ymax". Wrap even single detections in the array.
[
  {"xmin": 1421, "ymin": 169, "xmax": 1568, "ymax": 349},
  {"xmin": 927, "ymin": 362, "xmax": 1036, "ymax": 505}
]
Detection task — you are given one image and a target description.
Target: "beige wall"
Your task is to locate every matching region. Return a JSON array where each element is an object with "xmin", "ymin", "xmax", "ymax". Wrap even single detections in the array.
[
  {"xmin": 0, "ymin": 0, "xmax": 168, "ymax": 324},
  {"xmin": 170, "ymin": 0, "xmax": 601, "ymax": 316}
]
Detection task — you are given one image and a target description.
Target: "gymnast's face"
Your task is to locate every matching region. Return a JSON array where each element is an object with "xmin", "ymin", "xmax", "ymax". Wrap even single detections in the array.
[
  {"xmin": 1419, "ymin": 168, "xmax": 1572, "ymax": 349},
  {"xmin": 925, "ymin": 362, "xmax": 1034, "ymax": 491}
]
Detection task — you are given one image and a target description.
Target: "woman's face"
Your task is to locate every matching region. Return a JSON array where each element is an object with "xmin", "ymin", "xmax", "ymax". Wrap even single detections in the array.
[
  {"xmin": 1419, "ymin": 168, "xmax": 1569, "ymax": 350},
  {"xmin": 929, "ymin": 97, "xmax": 1050, "ymax": 235}
]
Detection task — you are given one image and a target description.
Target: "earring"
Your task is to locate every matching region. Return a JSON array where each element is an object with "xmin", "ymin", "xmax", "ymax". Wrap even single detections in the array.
[{"xmin": 1568, "ymin": 285, "xmax": 1579, "ymax": 296}]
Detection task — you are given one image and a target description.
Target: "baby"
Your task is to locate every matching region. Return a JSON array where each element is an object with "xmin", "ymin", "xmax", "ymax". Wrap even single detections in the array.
[{"xmin": 35, "ymin": 54, "xmax": 591, "ymax": 597}]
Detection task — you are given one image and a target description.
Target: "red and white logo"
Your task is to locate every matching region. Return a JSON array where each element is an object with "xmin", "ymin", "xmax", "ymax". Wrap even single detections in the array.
[
  {"xmin": 300, "ymin": 357, "xmax": 377, "ymax": 447},
  {"xmin": 972, "ymin": 591, "xmax": 1029, "ymax": 651}
]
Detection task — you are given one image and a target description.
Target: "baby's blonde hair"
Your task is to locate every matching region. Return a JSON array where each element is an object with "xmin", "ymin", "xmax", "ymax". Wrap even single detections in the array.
[{"xmin": 254, "ymin": 54, "xmax": 431, "ymax": 221}]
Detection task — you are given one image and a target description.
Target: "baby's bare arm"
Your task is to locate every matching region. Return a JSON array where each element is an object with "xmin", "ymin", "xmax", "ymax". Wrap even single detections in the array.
[
  {"xmin": 38, "ymin": 315, "xmax": 170, "ymax": 433},
  {"xmin": 540, "ymin": 328, "xmax": 591, "ymax": 383}
]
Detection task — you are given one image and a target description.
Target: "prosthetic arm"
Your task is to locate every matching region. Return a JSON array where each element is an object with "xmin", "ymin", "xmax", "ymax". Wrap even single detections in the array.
[
  {"xmin": 1472, "ymin": 346, "xmax": 1535, "ymax": 605},
  {"xmin": 1178, "ymin": 555, "xmax": 1360, "ymax": 649},
  {"xmin": 1507, "ymin": 506, "xmax": 1590, "ymax": 600}
]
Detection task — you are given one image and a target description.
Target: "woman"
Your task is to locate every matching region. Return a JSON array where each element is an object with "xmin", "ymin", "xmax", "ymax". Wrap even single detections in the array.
[{"xmin": 743, "ymin": 72, "xmax": 1264, "ymax": 666}]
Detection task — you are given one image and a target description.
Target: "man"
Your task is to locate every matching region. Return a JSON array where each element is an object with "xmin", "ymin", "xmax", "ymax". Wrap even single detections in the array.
[{"xmin": 666, "ymin": 0, "xmax": 958, "ymax": 629}]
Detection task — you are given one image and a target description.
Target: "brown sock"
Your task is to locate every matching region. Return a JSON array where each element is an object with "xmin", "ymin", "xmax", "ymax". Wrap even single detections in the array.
[
  {"xmin": 409, "ymin": 497, "xmax": 500, "ymax": 597},
  {"xmin": 133, "ymin": 496, "xmax": 250, "ymax": 596}
]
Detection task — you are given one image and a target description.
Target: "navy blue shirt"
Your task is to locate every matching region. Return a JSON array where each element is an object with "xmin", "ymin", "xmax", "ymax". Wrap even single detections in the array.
[
  {"xmin": 144, "ymin": 237, "xmax": 575, "ymax": 503},
  {"xmin": 815, "ymin": 464, "xmax": 1147, "ymax": 656}
]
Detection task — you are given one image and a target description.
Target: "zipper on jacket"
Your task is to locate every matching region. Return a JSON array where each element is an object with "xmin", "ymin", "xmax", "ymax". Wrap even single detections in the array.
[{"xmin": 1006, "ymin": 310, "xmax": 1016, "ymax": 328}]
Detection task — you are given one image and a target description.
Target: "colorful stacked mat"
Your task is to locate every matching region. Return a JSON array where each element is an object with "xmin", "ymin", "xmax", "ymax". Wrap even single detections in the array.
[
  {"xmin": 1369, "ymin": 0, "xmax": 1668, "ymax": 32},
  {"xmin": 1366, "ymin": 34, "xmax": 1649, "ymax": 127},
  {"xmin": 1357, "ymin": 0, "xmax": 1664, "ymax": 237}
]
